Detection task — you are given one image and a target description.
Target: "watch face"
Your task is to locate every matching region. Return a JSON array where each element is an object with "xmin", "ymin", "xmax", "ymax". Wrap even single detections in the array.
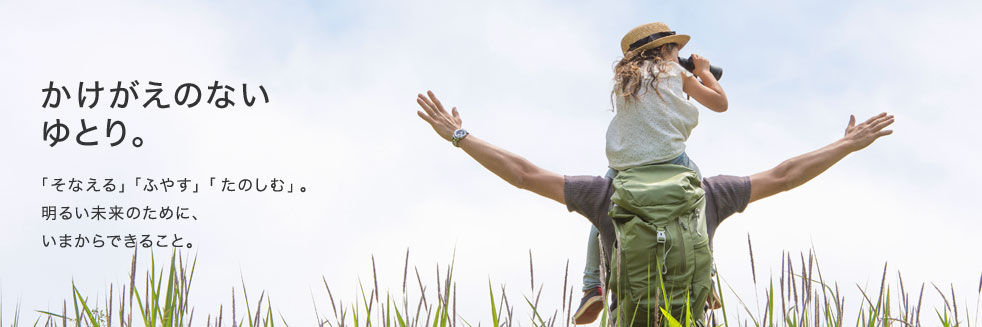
[{"xmin": 454, "ymin": 130, "xmax": 467, "ymax": 138}]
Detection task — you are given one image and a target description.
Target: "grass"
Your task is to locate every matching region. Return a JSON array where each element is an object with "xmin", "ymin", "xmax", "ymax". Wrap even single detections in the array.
[{"xmin": 1, "ymin": 240, "xmax": 980, "ymax": 327}]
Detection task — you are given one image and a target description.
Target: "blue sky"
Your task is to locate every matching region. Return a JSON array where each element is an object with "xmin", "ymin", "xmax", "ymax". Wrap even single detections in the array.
[{"xmin": 1, "ymin": 0, "xmax": 980, "ymax": 325}]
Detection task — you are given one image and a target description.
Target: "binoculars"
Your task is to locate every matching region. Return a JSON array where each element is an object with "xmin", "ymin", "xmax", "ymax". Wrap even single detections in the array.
[{"xmin": 678, "ymin": 55, "xmax": 723, "ymax": 81}]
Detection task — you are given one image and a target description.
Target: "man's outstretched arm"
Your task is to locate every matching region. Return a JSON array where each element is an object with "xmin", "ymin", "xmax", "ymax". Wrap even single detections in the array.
[
  {"xmin": 416, "ymin": 91, "xmax": 566, "ymax": 204},
  {"xmin": 748, "ymin": 113, "xmax": 895, "ymax": 203}
]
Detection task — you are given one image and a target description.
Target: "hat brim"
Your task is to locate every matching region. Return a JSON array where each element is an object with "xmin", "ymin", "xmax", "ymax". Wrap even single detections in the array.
[{"xmin": 627, "ymin": 34, "xmax": 690, "ymax": 54}]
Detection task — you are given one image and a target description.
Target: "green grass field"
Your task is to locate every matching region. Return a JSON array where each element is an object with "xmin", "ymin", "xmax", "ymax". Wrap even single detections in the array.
[{"xmin": 3, "ymin": 240, "xmax": 980, "ymax": 327}]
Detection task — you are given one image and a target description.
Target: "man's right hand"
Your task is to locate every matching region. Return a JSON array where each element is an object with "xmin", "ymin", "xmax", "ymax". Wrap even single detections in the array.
[
  {"xmin": 417, "ymin": 90, "xmax": 462, "ymax": 142},
  {"xmin": 842, "ymin": 112, "xmax": 895, "ymax": 152},
  {"xmin": 748, "ymin": 112, "xmax": 896, "ymax": 203}
]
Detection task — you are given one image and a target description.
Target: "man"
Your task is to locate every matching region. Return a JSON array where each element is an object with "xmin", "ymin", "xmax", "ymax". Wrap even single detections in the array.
[{"xmin": 415, "ymin": 90, "xmax": 894, "ymax": 324}]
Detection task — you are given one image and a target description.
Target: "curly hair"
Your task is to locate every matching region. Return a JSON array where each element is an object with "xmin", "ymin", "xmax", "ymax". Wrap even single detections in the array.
[{"xmin": 611, "ymin": 43, "xmax": 678, "ymax": 110}]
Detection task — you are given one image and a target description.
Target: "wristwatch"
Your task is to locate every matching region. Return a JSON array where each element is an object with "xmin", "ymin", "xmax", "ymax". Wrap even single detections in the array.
[{"xmin": 451, "ymin": 129, "xmax": 469, "ymax": 147}]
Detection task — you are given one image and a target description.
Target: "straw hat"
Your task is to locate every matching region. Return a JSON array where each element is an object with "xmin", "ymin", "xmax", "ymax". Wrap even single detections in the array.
[{"xmin": 620, "ymin": 22, "xmax": 690, "ymax": 55}]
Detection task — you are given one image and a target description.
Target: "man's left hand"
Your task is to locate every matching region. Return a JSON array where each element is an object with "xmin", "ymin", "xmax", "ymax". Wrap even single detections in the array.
[{"xmin": 416, "ymin": 90, "xmax": 462, "ymax": 142}]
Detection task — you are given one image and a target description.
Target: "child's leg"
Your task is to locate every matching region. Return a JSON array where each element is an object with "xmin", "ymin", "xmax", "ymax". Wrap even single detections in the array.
[
  {"xmin": 582, "ymin": 168, "xmax": 616, "ymax": 291},
  {"xmin": 575, "ymin": 224, "xmax": 607, "ymax": 324},
  {"xmin": 668, "ymin": 151, "xmax": 702, "ymax": 179},
  {"xmin": 581, "ymin": 225, "xmax": 603, "ymax": 291}
]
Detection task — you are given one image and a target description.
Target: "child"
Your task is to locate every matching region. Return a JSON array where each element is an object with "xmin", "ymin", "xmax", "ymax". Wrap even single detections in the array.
[
  {"xmin": 574, "ymin": 22, "xmax": 728, "ymax": 324},
  {"xmin": 606, "ymin": 22, "xmax": 727, "ymax": 177}
]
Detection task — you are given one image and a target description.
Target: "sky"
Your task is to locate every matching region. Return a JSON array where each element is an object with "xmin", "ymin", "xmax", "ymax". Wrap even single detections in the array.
[{"xmin": 1, "ymin": 0, "xmax": 980, "ymax": 326}]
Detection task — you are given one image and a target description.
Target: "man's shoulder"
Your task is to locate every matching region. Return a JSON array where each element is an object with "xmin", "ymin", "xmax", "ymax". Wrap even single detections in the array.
[
  {"xmin": 564, "ymin": 175, "xmax": 749, "ymax": 201},
  {"xmin": 701, "ymin": 174, "xmax": 752, "ymax": 221},
  {"xmin": 702, "ymin": 175, "xmax": 750, "ymax": 193},
  {"xmin": 563, "ymin": 175, "xmax": 613, "ymax": 214},
  {"xmin": 563, "ymin": 175, "xmax": 613, "ymax": 199},
  {"xmin": 564, "ymin": 175, "xmax": 611, "ymax": 187},
  {"xmin": 564, "ymin": 175, "xmax": 750, "ymax": 203},
  {"xmin": 562, "ymin": 174, "xmax": 751, "ymax": 221}
]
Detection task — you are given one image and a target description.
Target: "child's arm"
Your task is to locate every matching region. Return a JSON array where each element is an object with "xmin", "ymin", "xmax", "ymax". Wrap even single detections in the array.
[{"xmin": 682, "ymin": 54, "xmax": 728, "ymax": 112}]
